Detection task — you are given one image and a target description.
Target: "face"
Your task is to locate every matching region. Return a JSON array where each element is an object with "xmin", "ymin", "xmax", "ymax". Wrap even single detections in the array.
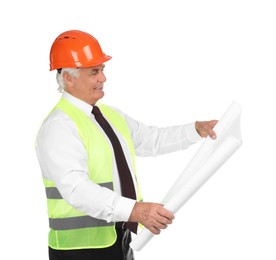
[{"xmin": 64, "ymin": 64, "xmax": 107, "ymax": 105}]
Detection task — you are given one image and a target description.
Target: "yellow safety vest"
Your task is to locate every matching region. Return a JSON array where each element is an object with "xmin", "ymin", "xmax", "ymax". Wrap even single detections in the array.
[{"xmin": 43, "ymin": 98, "xmax": 142, "ymax": 250}]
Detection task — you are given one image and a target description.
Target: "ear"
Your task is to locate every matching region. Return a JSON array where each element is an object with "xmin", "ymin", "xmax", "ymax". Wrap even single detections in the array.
[{"xmin": 62, "ymin": 71, "xmax": 74, "ymax": 89}]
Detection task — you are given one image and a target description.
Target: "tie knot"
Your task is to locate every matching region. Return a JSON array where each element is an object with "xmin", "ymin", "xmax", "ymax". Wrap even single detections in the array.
[{"xmin": 92, "ymin": 106, "xmax": 101, "ymax": 115}]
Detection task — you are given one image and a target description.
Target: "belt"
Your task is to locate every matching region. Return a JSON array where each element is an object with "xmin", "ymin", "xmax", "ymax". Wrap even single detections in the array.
[{"xmin": 115, "ymin": 221, "xmax": 126, "ymax": 229}]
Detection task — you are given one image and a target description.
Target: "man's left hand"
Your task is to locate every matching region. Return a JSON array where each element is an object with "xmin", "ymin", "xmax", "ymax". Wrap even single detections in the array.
[{"xmin": 195, "ymin": 120, "xmax": 218, "ymax": 140}]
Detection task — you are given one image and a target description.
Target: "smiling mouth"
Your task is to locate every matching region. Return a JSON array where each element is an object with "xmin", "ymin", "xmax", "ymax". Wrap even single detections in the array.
[{"xmin": 96, "ymin": 86, "xmax": 103, "ymax": 90}]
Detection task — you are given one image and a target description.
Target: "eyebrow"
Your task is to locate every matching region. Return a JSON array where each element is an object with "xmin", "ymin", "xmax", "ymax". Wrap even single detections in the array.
[{"xmin": 90, "ymin": 64, "xmax": 105, "ymax": 73}]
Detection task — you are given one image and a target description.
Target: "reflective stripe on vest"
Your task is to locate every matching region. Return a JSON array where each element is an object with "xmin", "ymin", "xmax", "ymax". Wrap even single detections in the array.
[
  {"xmin": 46, "ymin": 182, "xmax": 113, "ymax": 230},
  {"xmin": 49, "ymin": 216, "xmax": 114, "ymax": 230},
  {"xmin": 46, "ymin": 182, "xmax": 113, "ymax": 199},
  {"xmin": 43, "ymin": 98, "xmax": 142, "ymax": 250}
]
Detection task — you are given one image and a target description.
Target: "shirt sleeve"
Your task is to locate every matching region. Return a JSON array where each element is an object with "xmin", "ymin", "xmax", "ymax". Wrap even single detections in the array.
[
  {"xmin": 121, "ymin": 112, "xmax": 202, "ymax": 157},
  {"xmin": 35, "ymin": 111, "xmax": 135, "ymax": 223}
]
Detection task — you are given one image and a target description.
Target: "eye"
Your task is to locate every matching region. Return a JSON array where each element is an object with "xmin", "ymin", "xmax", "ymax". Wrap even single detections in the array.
[
  {"xmin": 89, "ymin": 65, "xmax": 105, "ymax": 75},
  {"xmin": 90, "ymin": 69, "xmax": 99, "ymax": 75}
]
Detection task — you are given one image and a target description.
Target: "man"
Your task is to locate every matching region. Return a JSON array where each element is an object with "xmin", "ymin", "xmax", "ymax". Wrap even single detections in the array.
[{"xmin": 35, "ymin": 30, "xmax": 217, "ymax": 260}]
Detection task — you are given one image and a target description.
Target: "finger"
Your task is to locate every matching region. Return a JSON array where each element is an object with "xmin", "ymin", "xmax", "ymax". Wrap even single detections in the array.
[
  {"xmin": 154, "ymin": 214, "xmax": 174, "ymax": 229},
  {"xmin": 208, "ymin": 120, "xmax": 218, "ymax": 139},
  {"xmin": 209, "ymin": 119, "xmax": 218, "ymax": 127},
  {"xmin": 157, "ymin": 207, "xmax": 175, "ymax": 221},
  {"xmin": 208, "ymin": 129, "xmax": 217, "ymax": 139},
  {"xmin": 149, "ymin": 226, "xmax": 161, "ymax": 235},
  {"xmin": 155, "ymin": 221, "xmax": 168, "ymax": 230}
]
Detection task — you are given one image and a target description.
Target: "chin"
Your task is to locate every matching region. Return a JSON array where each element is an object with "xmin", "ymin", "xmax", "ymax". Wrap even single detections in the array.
[
  {"xmin": 98, "ymin": 93, "xmax": 104, "ymax": 99},
  {"xmin": 94, "ymin": 93, "xmax": 104, "ymax": 103}
]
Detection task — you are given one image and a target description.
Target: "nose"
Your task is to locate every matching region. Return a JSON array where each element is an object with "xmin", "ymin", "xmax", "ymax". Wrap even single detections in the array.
[{"xmin": 98, "ymin": 70, "xmax": 106, "ymax": 83}]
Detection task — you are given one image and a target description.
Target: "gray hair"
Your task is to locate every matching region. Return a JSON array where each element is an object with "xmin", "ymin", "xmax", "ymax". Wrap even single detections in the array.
[{"xmin": 56, "ymin": 68, "xmax": 80, "ymax": 93}]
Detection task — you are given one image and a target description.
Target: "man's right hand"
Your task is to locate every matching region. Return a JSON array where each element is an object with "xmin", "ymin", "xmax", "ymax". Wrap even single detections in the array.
[{"xmin": 128, "ymin": 202, "xmax": 175, "ymax": 234}]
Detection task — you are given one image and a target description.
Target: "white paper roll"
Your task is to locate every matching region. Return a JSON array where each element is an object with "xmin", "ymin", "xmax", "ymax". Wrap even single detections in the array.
[
  {"xmin": 130, "ymin": 101, "xmax": 242, "ymax": 251},
  {"xmin": 162, "ymin": 101, "xmax": 242, "ymax": 204}
]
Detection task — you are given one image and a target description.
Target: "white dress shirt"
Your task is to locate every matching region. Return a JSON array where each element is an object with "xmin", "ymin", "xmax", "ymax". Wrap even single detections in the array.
[{"xmin": 35, "ymin": 92, "xmax": 202, "ymax": 223}]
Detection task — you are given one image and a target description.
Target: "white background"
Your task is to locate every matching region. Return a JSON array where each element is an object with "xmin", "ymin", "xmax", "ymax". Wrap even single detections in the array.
[{"xmin": 1, "ymin": 0, "xmax": 276, "ymax": 259}]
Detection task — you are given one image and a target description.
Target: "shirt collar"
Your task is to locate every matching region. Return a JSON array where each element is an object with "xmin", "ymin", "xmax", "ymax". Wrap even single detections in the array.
[{"xmin": 62, "ymin": 92, "xmax": 93, "ymax": 117}]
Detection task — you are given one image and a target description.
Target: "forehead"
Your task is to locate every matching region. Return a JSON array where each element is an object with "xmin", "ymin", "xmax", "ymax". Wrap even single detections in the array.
[{"xmin": 83, "ymin": 64, "xmax": 105, "ymax": 71}]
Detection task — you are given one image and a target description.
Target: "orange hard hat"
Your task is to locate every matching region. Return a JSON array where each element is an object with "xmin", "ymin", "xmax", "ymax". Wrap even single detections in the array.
[{"xmin": 49, "ymin": 30, "xmax": 112, "ymax": 71}]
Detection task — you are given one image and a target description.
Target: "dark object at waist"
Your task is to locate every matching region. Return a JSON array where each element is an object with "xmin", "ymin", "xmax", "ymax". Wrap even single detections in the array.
[{"xmin": 115, "ymin": 222, "xmax": 126, "ymax": 229}]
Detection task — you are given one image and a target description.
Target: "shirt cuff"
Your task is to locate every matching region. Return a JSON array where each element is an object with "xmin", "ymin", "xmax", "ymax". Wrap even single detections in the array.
[
  {"xmin": 186, "ymin": 122, "xmax": 202, "ymax": 143},
  {"xmin": 113, "ymin": 196, "xmax": 136, "ymax": 222}
]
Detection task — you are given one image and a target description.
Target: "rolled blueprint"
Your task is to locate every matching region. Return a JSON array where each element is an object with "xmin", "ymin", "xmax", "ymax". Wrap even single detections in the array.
[{"xmin": 130, "ymin": 101, "xmax": 242, "ymax": 251}]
